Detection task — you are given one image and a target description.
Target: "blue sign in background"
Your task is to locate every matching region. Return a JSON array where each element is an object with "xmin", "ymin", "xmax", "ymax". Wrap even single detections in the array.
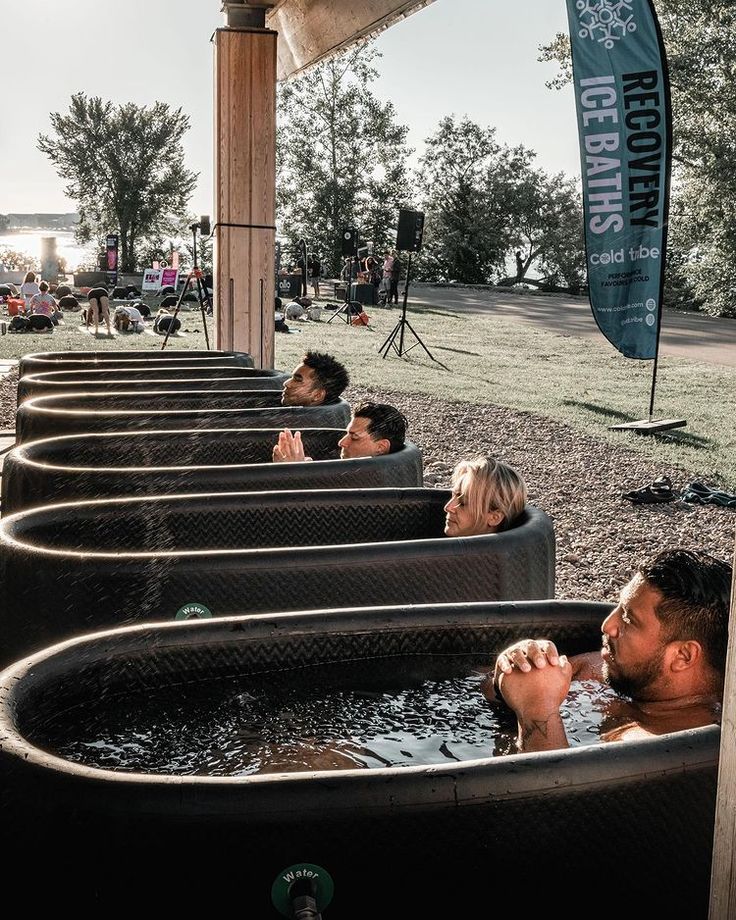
[{"xmin": 566, "ymin": 0, "xmax": 671, "ymax": 359}]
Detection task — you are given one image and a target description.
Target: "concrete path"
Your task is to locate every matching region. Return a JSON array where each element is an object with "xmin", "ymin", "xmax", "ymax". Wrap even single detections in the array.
[{"xmin": 408, "ymin": 285, "xmax": 736, "ymax": 369}]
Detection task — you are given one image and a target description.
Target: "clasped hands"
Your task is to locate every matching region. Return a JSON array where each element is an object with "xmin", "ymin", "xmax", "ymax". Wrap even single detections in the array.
[
  {"xmin": 272, "ymin": 429, "xmax": 313, "ymax": 463},
  {"xmin": 482, "ymin": 638, "xmax": 572, "ymax": 717}
]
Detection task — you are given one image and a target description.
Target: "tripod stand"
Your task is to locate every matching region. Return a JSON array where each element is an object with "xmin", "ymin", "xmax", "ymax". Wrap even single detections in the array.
[
  {"xmin": 160, "ymin": 221, "xmax": 212, "ymax": 351},
  {"xmin": 327, "ymin": 254, "xmax": 357, "ymax": 325},
  {"xmin": 378, "ymin": 252, "xmax": 439, "ymax": 363}
]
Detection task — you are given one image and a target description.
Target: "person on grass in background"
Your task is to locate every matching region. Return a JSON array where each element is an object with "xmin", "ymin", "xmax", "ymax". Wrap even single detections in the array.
[
  {"xmin": 153, "ymin": 308, "xmax": 181, "ymax": 335},
  {"xmin": 85, "ymin": 286, "xmax": 112, "ymax": 336},
  {"xmin": 309, "ymin": 255, "xmax": 322, "ymax": 299},
  {"xmin": 114, "ymin": 303, "xmax": 145, "ymax": 333},
  {"xmin": 381, "ymin": 250, "xmax": 394, "ymax": 303},
  {"xmin": 284, "ymin": 296, "xmax": 313, "ymax": 321},
  {"xmin": 19, "ymin": 271, "xmax": 40, "ymax": 315},
  {"xmin": 29, "ymin": 281, "xmax": 62, "ymax": 326},
  {"xmin": 485, "ymin": 549, "xmax": 731, "ymax": 753},
  {"xmin": 389, "ymin": 250, "xmax": 402, "ymax": 305},
  {"xmin": 273, "ymin": 401, "xmax": 407, "ymax": 462}
]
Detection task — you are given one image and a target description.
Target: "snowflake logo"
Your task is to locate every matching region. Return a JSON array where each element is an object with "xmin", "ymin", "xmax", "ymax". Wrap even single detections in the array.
[{"xmin": 576, "ymin": 0, "xmax": 637, "ymax": 49}]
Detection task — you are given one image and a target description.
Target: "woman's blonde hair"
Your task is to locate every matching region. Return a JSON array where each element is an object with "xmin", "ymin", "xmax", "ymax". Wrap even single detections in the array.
[
  {"xmin": 23, "ymin": 271, "xmax": 36, "ymax": 284},
  {"xmin": 450, "ymin": 456, "xmax": 527, "ymax": 532}
]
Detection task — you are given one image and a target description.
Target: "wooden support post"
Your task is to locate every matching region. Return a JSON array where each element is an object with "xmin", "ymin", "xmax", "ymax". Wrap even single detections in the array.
[
  {"xmin": 213, "ymin": 26, "xmax": 276, "ymax": 368},
  {"xmin": 709, "ymin": 530, "xmax": 736, "ymax": 918}
]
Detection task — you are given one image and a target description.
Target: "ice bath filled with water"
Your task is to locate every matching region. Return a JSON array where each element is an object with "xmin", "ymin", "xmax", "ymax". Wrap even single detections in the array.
[
  {"xmin": 45, "ymin": 654, "xmax": 619, "ymax": 775},
  {"xmin": 1, "ymin": 604, "xmax": 718, "ymax": 916}
]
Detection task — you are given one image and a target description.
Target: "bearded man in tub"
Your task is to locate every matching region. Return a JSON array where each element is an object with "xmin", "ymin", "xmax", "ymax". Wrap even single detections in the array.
[{"xmin": 484, "ymin": 549, "xmax": 732, "ymax": 753}]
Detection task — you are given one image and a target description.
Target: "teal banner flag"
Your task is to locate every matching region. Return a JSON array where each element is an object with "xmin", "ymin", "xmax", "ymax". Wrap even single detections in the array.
[{"xmin": 566, "ymin": 0, "xmax": 672, "ymax": 359}]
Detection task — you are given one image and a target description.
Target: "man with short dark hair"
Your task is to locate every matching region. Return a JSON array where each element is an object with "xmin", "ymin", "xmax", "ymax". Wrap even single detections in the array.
[
  {"xmin": 280, "ymin": 350, "xmax": 349, "ymax": 407},
  {"xmin": 486, "ymin": 549, "xmax": 732, "ymax": 752},
  {"xmin": 273, "ymin": 401, "xmax": 407, "ymax": 462},
  {"xmin": 338, "ymin": 400, "xmax": 406, "ymax": 458}
]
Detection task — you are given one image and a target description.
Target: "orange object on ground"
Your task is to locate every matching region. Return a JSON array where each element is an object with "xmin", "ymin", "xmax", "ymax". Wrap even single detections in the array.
[{"xmin": 7, "ymin": 299, "xmax": 25, "ymax": 317}]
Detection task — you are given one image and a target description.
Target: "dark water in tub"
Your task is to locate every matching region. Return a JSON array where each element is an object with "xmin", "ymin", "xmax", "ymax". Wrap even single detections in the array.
[{"xmin": 45, "ymin": 655, "xmax": 618, "ymax": 775}]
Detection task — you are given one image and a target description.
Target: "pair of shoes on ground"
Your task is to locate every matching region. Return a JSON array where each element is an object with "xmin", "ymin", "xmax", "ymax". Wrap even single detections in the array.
[
  {"xmin": 681, "ymin": 481, "xmax": 736, "ymax": 508},
  {"xmin": 623, "ymin": 476, "xmax": 736, "ymax": 508},
  {"xmin": 623, "ymin": 475, "xmax": 676, "ymax": 504}
]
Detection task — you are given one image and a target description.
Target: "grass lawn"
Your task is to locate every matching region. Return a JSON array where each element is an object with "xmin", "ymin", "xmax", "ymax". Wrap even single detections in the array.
[{"xmin": 2, "ymin": 297, "xmax": 735, "ymax": 486}]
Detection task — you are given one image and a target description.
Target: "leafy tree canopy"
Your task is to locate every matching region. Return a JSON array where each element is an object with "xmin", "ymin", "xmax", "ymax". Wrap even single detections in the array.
[
  {"xmin": 38, "ymin": 93, "xmax": 198, "ymax": 273},
  {"xmin": 276, "ymin": 43, "xmax": 412, "ymax": 276},
  {"xmin": 414, "ymin": 116, "xmax": 585, "ymax": 288}
]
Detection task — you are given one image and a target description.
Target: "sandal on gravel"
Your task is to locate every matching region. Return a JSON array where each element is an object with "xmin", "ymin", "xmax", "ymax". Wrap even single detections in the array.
[{"xmin": 622, "ymin": 475, "xmax": 676, "ymax": 504}]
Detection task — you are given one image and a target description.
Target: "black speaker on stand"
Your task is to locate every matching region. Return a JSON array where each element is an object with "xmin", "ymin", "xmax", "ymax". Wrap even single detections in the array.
[
  {"xmin": 379, "ymin": 209, "xmax": 442, "ymax": 365},
  {"xmin": 341, "ymin": 227, "xmax": 359, "ymax": 256},
  {"xmin": 329, "ymin": 227, "xmax": 360, "ymax": 325},
  {"xmin": 396, "ymin": 209, "xmax": 425, "ymax": 253}
]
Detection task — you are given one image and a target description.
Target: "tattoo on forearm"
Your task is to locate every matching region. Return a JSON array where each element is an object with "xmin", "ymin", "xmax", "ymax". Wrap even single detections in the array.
[{"xmin": 520, "ymin": 718, "xmax": 552, "ymax": 743}]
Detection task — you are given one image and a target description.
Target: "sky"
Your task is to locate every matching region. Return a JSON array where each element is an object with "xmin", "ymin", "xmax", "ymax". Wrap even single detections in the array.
[{"xmin": 0, "ymin": 0, "xmax": 580, "ymax": 217}]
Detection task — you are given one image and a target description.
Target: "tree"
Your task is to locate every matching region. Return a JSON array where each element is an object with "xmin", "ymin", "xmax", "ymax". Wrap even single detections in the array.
[
  {"xmin": 539, "ymin": 1, "xmax": 736, "ymax": 314},
  {"xmin": 276, "ymin": 43, "xmax": 412, "ymax": 276},
  {"xmin": 413, "ymin": 117, "xmax": 529, "ymax": 283},
  {"xmin": 504, "ymin": 168, "xmax": 585, "ymax": 290},
  {"xmin": 137, "ymin": 217, "xmax": 213, "ymax": 278},
  {"xmin": 0, "ymin": 247, "xmax": 36, "ymax": 271},
  {"xmin": 38, "ymin": 94, "xmax": 198, "ymax": 272},
  {"xmin": 414, "ymin": 116, "xmax": 583, "ymax": 287}
]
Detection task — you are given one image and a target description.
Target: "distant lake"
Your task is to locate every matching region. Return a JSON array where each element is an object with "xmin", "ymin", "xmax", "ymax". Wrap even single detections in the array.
[{"xmin": 0, "ymin": 229, "xmax": 95, "ymax": 271}]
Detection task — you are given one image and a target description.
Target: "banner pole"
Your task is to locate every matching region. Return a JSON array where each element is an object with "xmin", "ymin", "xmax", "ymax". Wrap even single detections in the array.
[
  {"xmin": 647, "ymin": 338, "xmax": 660, "ymax": 422},
  {"xmin": 564, "ymin": 0, "xmax": 685, "ymax": 433}
]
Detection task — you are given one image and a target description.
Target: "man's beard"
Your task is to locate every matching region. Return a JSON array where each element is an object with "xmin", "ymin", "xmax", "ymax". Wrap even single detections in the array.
[{"xmin": 603, "ymin": 644, "xmax": 665, "ymax": 700}]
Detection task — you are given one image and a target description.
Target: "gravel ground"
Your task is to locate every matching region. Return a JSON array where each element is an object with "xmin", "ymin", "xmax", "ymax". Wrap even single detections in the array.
[
  {"xmin": 1, "ymin": 368, "xmax": 733, "ymax": 601},
  {"xmin": 346, "ymin": 383, "xmax": 735, "ymax": 602},
  {"xmin": 0, "ymin": 370, "xmax": 16, "ymax": 434}
]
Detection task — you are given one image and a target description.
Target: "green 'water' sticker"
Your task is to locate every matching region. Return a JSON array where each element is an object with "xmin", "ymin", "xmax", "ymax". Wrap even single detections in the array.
[
  {"xmin": 174, "ymin": 602, "xmax": 213, "ymax": 621},
  {"xmin": 271, "ymin": 863, "xmax": 334, "ymax": 917}
]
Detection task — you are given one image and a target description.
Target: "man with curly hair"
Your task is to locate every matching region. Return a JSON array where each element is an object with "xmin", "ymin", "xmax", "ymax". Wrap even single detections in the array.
[{"xmin": 280, "ymin": 350, "xmax": 349, "ymax": 407}]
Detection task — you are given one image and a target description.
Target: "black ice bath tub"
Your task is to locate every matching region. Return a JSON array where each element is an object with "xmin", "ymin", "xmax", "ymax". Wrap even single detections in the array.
[
  {"xmin": 15, "ymin": 391, "xmax": 351, "ymax": 443},
  {"xmin": 0, "ymin": 488, "xmax": 554, "ymax": 664},
  {"xmin": 16, "ymin": 366, "xmax": 288, "ymax": 403},
  {"xmin": 18, "ymin": 349, "xmax": 254, "ymax": 376},
  {"xmin": 0, "ymin": 600, "xmax": 716, "ymax": 915},
  {"xmin": 1, "ymin": 428, "xmax": 424, "ymax": 514}
]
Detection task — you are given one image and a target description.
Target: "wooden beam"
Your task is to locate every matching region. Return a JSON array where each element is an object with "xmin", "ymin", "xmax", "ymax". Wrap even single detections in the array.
[
  {"xmin": 267, "ymin": 0, "xmax": 435, "ymax": 80},
  {"xmin": 213, "ymin": 27, "xmax": 277, "ymax": 367},
  {"xmin": 709, "ymin": 530, "xmax": 736, "ymax": 918}
]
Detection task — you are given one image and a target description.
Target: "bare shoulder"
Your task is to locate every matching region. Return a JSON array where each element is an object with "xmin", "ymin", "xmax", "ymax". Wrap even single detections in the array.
[{"xmin": 570, "ymin": 651, "xmax": 603, "ymax": 681}]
